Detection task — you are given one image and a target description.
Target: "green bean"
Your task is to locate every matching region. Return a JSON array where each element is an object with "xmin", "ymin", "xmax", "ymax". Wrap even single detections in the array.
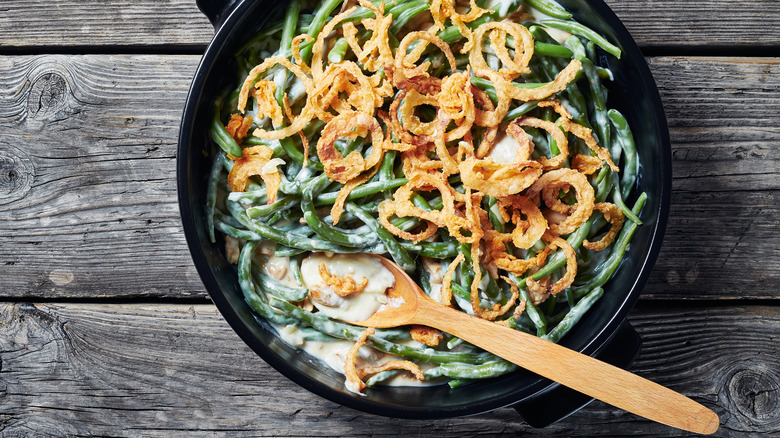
[
  {"xmin": 516, "ymin": 284, "xmax": 547, "ymax": 336},
  {"xmin": 448, "ymin": 283, "xmax": 471, "ymax": 307},
  {"xmin": 214, "ymin": 209, "xmax": 246, "ymax": 230},
  {"xmin": 295, "ymin": 327, "xmax": 340, "ymax": 343},
  {"xmin": 227, "ymin": 187, "xmax": 267, "ymax": 204},
  {"xmin": 574, "ymin": 192, "xmax": 647, "ymax": 294},
  {"xmin": 608, "ymin": 109, "xmax": 639, "ymax": 200},
  {"xmin": 346, "ymin": 0, "xmax": 405, "ymax": 23},
  {"xmin": 365, "ymin": 370, "xmax": 402, "ymax": 387},
  {"xmin": 524, "ymin": 0, "xmax": 572, "ymax": 20},
  {"xmin": 542, "ymin": 19, "xmax": 621, "ymax": 59},
  {"xmin": 398, "ymin": 241, "xmax": 459, "ymax": 258},
  {"xmin": 345, "ymin": 202, "xmax": 415, "ymax": 272},
  {"xmin": 504, "ymin": 101, "xmax": 540, "ymax": 121},
  {"xmin": 595, "ymin": 168, "xmax": 613, "ymax": 203},
  {"xmin": 290, "ymin": 255, "xmax": 304, "ymax": 286},
  {"xmin": 268, "ymin": 296, "xmax": 491, "ymax": 363},
  {"xmin": 299, "ymin": 0, "xmax": 344, "ymax": 62},
  {"xmin": 275, "ymin": 0, "xmax": 300, "ymax": 104},
  {"xmin": 328, "ymin": 37, "xmax": 350, "ymax": 63},
  {"xmin": 438, "ymin": 360, "xmax": 518, "ymax": 379},
  {"xmin": 389, "ymin": 1, "xmax": 429, "ymax": 35},
  {"xmin": 214, "ymin": 217, "xmax": 264, "ymax": 241},
  {"xmin": 228, "ymin": 200, "xmax": 349, "ymax": 252},
  {"xmin": 314, "ymin": 178, "xmax": 407, "ymax": 206},
  {"xmin": 534, "ymin": 41, "xmax": 574, "ymax": 58},
  {"xmin": 611, "ymin": 176, "xmax": 642, "ymax": 224},
  {"xmin": 567, "ymin": 37, "xmax": 610, "ymax": 150},
  {"xmin": 274, "ymin": 245, "xmax": 307, "ymax": 258},
  {"xmin": 252, "ymin": 267, "xmax": 308, "ymax": 302},
  {"xmin": 246, "ymin": 195, "xmax": 299, "ymax": 219},
  {"xmin": 486, "ymin": 197, "xmax": 505, "ymax": 232},
  {"xmin": 302, "ymin": 176, "xmax": 379, "ymax": 248},
  {"xmin": 206, "ymin": 150, "xmax": 225, "ymax": 243},
  {"xmin": 265, "ymin": 3, "xmax": 305, "ymax": 167},
  {"xmin": 238, "ymin": 241, "xmax": 297, "ymax": 325},
  {"xmin": 543, "ymin": 287, "xmax": 604, "ymax": 342},
  {"xmin": 210, "ymin": 105, "xmax": 243, "ymax": 157}
]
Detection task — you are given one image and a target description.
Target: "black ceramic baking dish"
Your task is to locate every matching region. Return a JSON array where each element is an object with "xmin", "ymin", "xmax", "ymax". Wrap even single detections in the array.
[{"xmin": 177, "ymin": 0, "xmax": 671, "ymax": 426}]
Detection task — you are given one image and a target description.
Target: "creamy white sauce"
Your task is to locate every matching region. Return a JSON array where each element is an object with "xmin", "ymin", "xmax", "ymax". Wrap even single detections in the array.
[
  {"xmin": 256, "ymin": 242, "xmax": 300, "ymax": 287},
  {"xmin": 300, "ymin": 253, "xmax": 395, "ymax": 322},
  {"xmin": 267, "ymin": 253, "xmax": 441, "ymax": 388},
  {"xmin": 422, "ymin": 257, "xmax": 446, "ymax": 304},
  {"xmin": 275, "ymin": 324, "xmax": 434, "ymax": 388},
  {"xmin": 487, "ymin": 131, "xmax": 525, "ymax": 164}
]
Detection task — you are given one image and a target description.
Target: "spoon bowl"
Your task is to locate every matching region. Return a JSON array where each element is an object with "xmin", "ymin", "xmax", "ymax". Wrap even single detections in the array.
[{"xmin": 350, "ymin": 256, "xmax": 720, "ymax": 435}]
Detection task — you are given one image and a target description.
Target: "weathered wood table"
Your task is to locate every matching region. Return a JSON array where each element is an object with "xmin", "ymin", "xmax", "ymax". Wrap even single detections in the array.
[{"xmin": 1, "ymin": 0, "xmax": 779, "ymax": 436}]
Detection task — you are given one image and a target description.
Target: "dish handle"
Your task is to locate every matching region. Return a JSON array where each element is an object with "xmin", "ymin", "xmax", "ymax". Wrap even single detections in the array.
[
  {"xmin": 196, "ymin": 0, "xmax": 241, "ymax": 29},
  {"xmin": 511, "ymin": 319, "xmax": 642, "ymax": 427}
]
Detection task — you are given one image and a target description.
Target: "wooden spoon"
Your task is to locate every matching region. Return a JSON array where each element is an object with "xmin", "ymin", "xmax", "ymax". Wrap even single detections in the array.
[{"xmin": 350, "ymin": 256, "xmax": 719, "ymax": 435}]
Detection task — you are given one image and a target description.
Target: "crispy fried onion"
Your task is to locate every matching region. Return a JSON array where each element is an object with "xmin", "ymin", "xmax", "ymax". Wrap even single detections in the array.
[
  {"xmin": 470, "ymin": 21, "xmax": 534, "ymax": 79},
  {"xmin": 291, "ymin": 34, "xmax": 314, "ymax": 74},
  {"xmin": 392, "ymin": 31, "xmax": 457, "ymax": 95},
  {"xmin": 318, "ymin": 263, "xmax": 368, "ymax": 297},
  {"xmin": 469, "ymin": 248, "xmax": 520, "ymax": 321},
  {"xmin": 430, "ymin": 0, "xmax": 489, "ymax": 32},
  {"xmin": 511, "ymin": 59, "xmax": 582, "ymax": 101},
  {"xmin": 379, "ymin": 172, "xmax": 480, "ymax": 244},
  {"xmin": 310, "ymin": 61, "xmax": 384, "ymax": 122},
  {"xmin": 527, "ymin": 168, "xmax": 595, "ymax": 236},
  {"xmin": 225, "ymin": 114, "xmax": 254, "ymax": 143},
  {"xmin": 345, "ymin": 328, "xmax": 423, "ymax": 393},
  {"xmin": 331, "ymin": 160, "xmax": 381, "ymax": 225},
  {"xmin": 227, "ymin": 145, "xmax": 283, "ymax": 203},
  {"xmin": 239, "ymin": 57, "xmax": 316, "ymax": 140},
  {"xmin": 441, "ymin": 253, "xmax": 465, "ymax": 307},
  {"xmin": 572, "ymin": 153, "xmax": 604, "ymax": 175},
  {"xmin": 506, "ymin": 196, "xmax": 548, "ymax": 249},
  {"xmin": 410, "ymin": 325, "xmax": 443, "ymax": 347},
  {"xmin": 583, "ymin": 202, "xmax": 625, "ymax": 251},
  {"xmin": 511, "ymin": 117, "xmax": 569, "ymax": 169},
  {"xmin": 311, "ymin": 6, "xmax": 359, "ymax": 80},
  {"xmin": 430, "ymin": 0, "xmax": 489, "ymax": 54},
  {"xmin": 560, "ymin": 118, "xmax": 619, "ymax": 171},
  {"xmin": 316, "ymin": 111, "xmax": 385, "ymax": 183},
  {"xmin": 459, "ymin": 141, "xmax": 543, "ymax": 198},
  {"xmin": 526, "ymin": 231, "xmax": 577, "ymax": 299},
  {"xmin": 341, "ymin": 0, "xmax": 394, "ymax": 73}
]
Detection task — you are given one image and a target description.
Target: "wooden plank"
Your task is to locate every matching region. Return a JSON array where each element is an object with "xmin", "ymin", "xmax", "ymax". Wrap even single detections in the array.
[
  {"xmin": 642, "ymin": 57, "xmax": 780, "ymax": 299},
  {"xmin": 0, "ymin": 55, "xmax": 206, "ymax": 299},
  {"xmin": 0, "ymin": 0, "xmax": 213, "ymax": 49},
  {"xmin": 0, "ymin": 1, "xmax": 778, "ymax": 51},
  {"xmin": 0, "ymin": 302, "xmax": 776, "ymax": 436},
  {"xmin": 1, "ymin": 55, "xmax": 779, "ymax": 299},
  {"xmin": 606, "ymin": 0, "xmax": 780, "ymax": 52}
]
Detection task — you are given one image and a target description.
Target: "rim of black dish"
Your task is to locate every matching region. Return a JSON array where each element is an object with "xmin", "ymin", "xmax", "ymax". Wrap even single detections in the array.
[{"xmin": 177, "ymin": 0, "xmax": 671, "ymax": 419}]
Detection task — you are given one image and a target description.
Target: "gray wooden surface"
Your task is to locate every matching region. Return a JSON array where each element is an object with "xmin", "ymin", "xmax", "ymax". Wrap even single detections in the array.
[{"xmin": 1, "ymin": 0, "xmax": 779, "ymax": 436}]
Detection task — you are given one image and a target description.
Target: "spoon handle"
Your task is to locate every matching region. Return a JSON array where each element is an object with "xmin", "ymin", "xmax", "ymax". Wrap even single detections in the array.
[{"xmin": 415, "ymin": 301, "xmax": 719, "ymax": 434}]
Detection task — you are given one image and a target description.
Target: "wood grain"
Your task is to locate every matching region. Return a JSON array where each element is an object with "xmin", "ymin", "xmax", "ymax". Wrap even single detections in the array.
[
  {"xmin": 0, "ymin": 55, "xmax": 206, "ymax": 299},
  {"xmin": 643, "ymin": 57, "xmax": 780, "ymax": 299},
  {"xmin": 0, "ymin": 302, "xmax": 776, "ymax": 436},
  {"xmin": 1, "ymin": 54, "xmax": 779, "ymax": 300},
  {"xmin": 0, "ymin": 0, "xmax": 213, "ymax": 49},
  {"xmin": 0, "ymin": 1, "xmax": 778, "ymax": 51}
]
